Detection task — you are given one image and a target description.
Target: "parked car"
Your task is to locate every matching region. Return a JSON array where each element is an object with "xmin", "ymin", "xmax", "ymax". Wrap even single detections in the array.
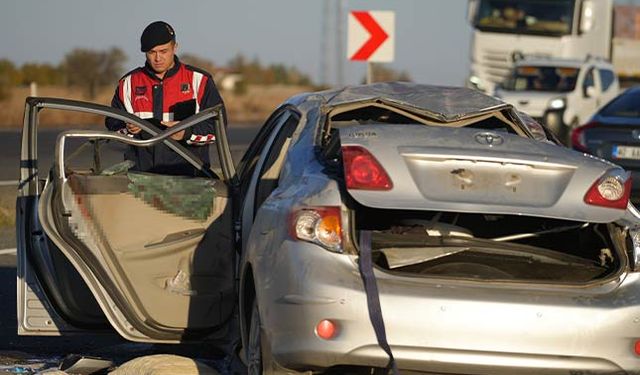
[
  {"xmin": 17, "ymin": 83, "xmax": 640, "ymax": 375},
  {"xmin": 571, "ymin": 86, "xmax": 640, "ymax": 200},
  {"xmin": 495, "ymin": 56, "xmax": 619, "ymax": 144}
]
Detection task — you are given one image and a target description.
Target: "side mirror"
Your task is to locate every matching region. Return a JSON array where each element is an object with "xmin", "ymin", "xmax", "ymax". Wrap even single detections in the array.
[
  {"xmin": 580, "ymin": 0, "xmax": 595, "ymax": 33},
  {"xmin": 467, "ymin": 0, "xmax": 479, "ymax": 24},
  {"xmin": 584, "ymin": 85, "xmax": 597, "ymax": 98}
]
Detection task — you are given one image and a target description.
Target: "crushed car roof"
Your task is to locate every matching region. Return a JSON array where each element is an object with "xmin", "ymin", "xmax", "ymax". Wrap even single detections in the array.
[{"xmin": 292, "ymin": 82, "xmax": 511, "ymax": 122}]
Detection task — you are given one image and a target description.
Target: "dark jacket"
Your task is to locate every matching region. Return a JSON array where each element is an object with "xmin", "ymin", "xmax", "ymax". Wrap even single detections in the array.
[{"xmin": 106, "ymin": 56, "xmax": 225, "ymax": 176}]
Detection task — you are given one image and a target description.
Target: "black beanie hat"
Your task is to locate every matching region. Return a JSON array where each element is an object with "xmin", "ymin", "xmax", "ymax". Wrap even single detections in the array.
[{"xmin": 140, "ymin": 21, "xmax": 176, "ymax": 52}]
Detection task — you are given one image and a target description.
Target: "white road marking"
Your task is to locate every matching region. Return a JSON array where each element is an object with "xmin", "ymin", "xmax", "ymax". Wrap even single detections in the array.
[
  {"xmin": 0, "ymin": 248, "xmax": 16, "ymax": 255},
  {"xmin": 0, "ymin": 180, "xmax": 17, "ymax": 187}
]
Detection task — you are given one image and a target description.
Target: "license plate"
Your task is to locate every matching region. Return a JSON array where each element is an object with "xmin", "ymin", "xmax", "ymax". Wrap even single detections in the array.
[{"xmin": 613, "ymin": 145, "xmax": 640, "ymax": 160}]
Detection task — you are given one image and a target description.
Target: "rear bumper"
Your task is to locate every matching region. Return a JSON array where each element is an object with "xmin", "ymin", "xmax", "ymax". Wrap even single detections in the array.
[{"xmin": 255, "ymin": 241, "xmax": 640, "ymax": 374}]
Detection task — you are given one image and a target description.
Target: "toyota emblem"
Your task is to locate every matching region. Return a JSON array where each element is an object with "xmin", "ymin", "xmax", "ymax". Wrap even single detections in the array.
[{"xmin": 475, "ymin": 132, "xmax": 504, "ymax": 146}]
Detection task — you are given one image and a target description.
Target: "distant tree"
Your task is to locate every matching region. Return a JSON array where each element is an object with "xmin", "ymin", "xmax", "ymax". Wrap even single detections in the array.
[
  {"xmin": 180, "ymin": 53, "xmax": 217, "ymax": 75},
  {"xmin": 228, "ymin": 53, "xmax": 247, "ymax": 72},
  {"xmin": 361, "ymin": 63, "xmax": 412, "ymax": 84},
  {"xmin": 227, "ymin": 53, "xmax": 313, "ymax": 87},
  {"xmin": 0, "ymin": 59, "xmax": 20, "ymax": 100},
  {"xmin": 102, "ymin": 47, "xmax": 127, "ymax": 85},
  {"xmin": 62, "ymin": 47, "xmax": 126, "ymax": 98},
  {"xmin": 20, "ymin": 63, "xmax": 64, "ymax": 85}
]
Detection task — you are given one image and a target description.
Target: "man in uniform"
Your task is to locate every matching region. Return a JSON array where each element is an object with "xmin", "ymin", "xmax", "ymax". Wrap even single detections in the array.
[{"xmin": 106, "ymin": 21, "xmax": 225, "ymax": 176}]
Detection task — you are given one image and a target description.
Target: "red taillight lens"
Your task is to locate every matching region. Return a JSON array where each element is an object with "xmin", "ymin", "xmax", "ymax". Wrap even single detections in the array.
[
  {"xmin": 571, "ymin": 121, "xmax": 599, "ymax": 152},
  {"xmin": 290, "ymin": 207, "xmax": 343, "ymax": 252},
  {"xmin": 342, "ymin": 145, "xmax": 393, "ymax": 190},
  {"xmin": 584, "ymin": 170, "xmax": 632, "ymax": 210}
]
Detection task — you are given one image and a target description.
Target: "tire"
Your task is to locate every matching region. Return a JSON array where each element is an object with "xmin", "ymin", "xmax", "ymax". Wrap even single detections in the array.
[
  {"xmin": 246, "ymin": 301, "xmax": 305, "ymax": 375},
  {"xmin": 548, "ymin": 119, "xmax": 569, "ymax": 146},
  {"xmin": 566, "ymin": 118, "xmax": 580, "ymax": 146},
  {"xmin": 246, "ymin": 301, "xmax": 264, "ymax": 375}
]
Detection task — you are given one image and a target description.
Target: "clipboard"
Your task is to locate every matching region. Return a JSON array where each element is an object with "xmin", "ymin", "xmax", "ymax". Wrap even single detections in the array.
[{"xmin": 172, "ymin": 99, "xmax": 197, "ymax": 121}]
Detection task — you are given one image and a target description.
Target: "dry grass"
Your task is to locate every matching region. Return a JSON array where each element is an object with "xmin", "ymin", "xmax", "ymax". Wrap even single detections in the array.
[
  {"xmin": 0, "ymin": 84, "xmax": 312, "ymax": 128},
  {"xmin": 0, "ymin": 187, "xmax": 15, "ymax": 229},
  {"xmin": 0, "ymin": 86, "xmax": 113, "ymax": 129}
]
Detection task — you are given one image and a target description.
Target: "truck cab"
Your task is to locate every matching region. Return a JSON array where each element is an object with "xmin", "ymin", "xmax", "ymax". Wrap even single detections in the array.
[
  {"xmin": 467, "ymin": 0, "xmax": 613, "ymax": 94},
  {"xmin": 494, "ymin": 56, "xmax": 619, "ymax": 144}
]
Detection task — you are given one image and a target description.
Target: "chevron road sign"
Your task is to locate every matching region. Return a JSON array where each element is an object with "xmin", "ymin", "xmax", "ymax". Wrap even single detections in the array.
[{"xmin": 347, "ymin": 10, "xmax": 395, "ymax": 63}]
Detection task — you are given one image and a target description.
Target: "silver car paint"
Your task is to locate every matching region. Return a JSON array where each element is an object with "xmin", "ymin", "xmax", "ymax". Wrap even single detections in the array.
[
  {"xmin": 241, "ymin": 83, "xmax": 640, "ymax": 374},
  {"xmin": 340, "ymin": 124, "xmax": 625, "ymax": 223}
]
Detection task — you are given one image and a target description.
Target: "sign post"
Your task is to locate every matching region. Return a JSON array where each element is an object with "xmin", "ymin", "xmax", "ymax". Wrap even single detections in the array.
[{"xmin": 347, "ymin": 10, "xmax": 395, "ymax": 84}]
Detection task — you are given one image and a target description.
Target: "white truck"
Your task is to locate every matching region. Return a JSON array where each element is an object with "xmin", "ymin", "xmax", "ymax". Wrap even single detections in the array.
[{"xmin": 467, "ymin": 0, "xmax": 640, "ymax": 94}]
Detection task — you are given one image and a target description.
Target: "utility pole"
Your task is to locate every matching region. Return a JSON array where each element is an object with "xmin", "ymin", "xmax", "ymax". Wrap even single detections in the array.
[
  {"xmin": 321, "ymin": 0, "xmax": 331, "ymax": 86},
  {"xmin": 337, "ymin": 0, "xmax": 346, "ymax": 86}
]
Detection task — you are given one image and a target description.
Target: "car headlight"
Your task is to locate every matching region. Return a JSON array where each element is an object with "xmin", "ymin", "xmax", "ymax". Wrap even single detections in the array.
[
  {"xmin": 549, "ymin": 97, "xmax": 566, "ymax": 110},
  {"xmin": 468, "ymin": 75, "xmax": 481, "ymax": 90}
]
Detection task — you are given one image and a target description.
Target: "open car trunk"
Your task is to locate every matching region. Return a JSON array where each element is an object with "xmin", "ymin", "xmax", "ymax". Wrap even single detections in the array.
[
  {"xmin": 328, "ymin": 118, "xmax": 631, "ymax": 284},
  {"xmin": 352, "ymin": 206, "xmax": 627, "ymax": 283}
]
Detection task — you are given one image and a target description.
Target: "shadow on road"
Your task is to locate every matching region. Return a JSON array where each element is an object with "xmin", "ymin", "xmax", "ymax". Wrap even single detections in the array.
[{"xmin": 0, "ymin": 259, "xmax": 241, "ymax": 373}]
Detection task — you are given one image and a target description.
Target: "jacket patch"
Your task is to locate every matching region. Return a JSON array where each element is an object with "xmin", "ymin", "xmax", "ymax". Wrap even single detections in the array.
[
  {"xmin": 135, "ymin": 86, "xmax": 147, "ymax": 96},
  {"xmin": 181, "ymin": 83, "xmax": 191, "ymax": 93}
]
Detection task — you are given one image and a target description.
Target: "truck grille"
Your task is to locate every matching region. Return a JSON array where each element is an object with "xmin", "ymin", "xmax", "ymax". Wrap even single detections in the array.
[{"xmin": 481, "ymin": 49, "xmax": 513, "ymax": 84}]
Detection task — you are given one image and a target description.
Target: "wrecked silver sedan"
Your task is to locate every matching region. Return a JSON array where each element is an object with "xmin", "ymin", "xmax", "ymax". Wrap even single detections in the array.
[
  {"xmin": 238, "ymin": 83, "xmax": 640, "ymax": 374},
  {"xmin": 16, "ymin": 83, "xmax": 640, "ymax": 374}
]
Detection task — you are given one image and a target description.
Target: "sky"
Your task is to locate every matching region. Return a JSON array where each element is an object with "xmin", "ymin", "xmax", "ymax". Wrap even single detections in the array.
[
  {"xmin": 1, "ymin": 0, "xmax": 636, "ymax": 87},
  {"xmin": 0, "ymin": 0, "xmax": 473, "ymax": 87}
]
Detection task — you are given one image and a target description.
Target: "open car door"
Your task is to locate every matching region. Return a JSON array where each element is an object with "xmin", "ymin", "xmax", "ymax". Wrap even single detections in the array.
[{"xmin": 17, "ymin": 97, "xmax": 238, "ymax": 343}]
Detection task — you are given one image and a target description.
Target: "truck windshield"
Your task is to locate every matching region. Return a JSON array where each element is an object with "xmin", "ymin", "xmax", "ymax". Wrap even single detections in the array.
[
  {"xmin": 474, "ymin": 0, "xmax": 575, "ymax": 36},
  {"xmin": 502, "ymin": 66, "xmax": 579, "ymax": 92}
]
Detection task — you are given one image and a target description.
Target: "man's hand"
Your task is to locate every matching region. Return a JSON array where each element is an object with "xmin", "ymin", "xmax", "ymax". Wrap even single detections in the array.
[
  {"xmin": 126, "ymin": 123, "xmax": 142, "ymax": 135},
  {"xmin": 161, "ymin": 121, "xmax": 185, "ymax": 141}
]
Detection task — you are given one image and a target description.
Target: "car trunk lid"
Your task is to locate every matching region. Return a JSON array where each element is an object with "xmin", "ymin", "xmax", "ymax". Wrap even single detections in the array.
[{"xmin": 339, "ymin": 124, "xmax": 625, "ymax": 223}]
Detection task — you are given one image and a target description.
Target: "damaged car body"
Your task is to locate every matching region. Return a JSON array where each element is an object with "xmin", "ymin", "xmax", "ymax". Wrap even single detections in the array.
[
  {"xmin": 238, "ymin": 83, "xmax": 640, "ymax": 374},
  {"xmin": 17, "ymin": 83, "xmax": 640, "ymax": 374}
]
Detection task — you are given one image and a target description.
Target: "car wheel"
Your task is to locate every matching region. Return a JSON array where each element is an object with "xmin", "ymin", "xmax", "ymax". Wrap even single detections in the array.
[
  {"xmin": 247, "ymin": 300, "xmax": 300, "ymax": 375},
  {"xmin": 563, "ymin": 118, "xmax": 580, "ymax": 146},
  {"xmin": 247, "ymin": 300, "xmax": 263, "ymax": 375},
  {"xmin": 550, "ymin": 119, "xmax": 570, "ymax": 146}
]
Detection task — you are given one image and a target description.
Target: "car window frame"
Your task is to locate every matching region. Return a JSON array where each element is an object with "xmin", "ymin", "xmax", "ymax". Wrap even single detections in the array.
[
  {"xmin": 253, "ymin": 112, "xmax": 301, "ymax": 214},
  {"xmin": 582, "ymin": 66, "xmax": 596, "ymax": 97},
  {"xmin": 598, "ymin": 68, "xmax": 615, "ymax": 92},
  {"xmin": 236, "ymin": 109, "xmax": 291, "ymax": 196}
]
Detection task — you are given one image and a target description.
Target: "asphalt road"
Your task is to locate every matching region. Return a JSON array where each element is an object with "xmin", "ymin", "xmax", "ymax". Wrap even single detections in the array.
[
  {"xmin": 0, "ymin": 126, "xmax": 260, "ymax": 181},
  {"xmin": 0, "ymin": 125, "xmax": 260, "ymax": 374}
]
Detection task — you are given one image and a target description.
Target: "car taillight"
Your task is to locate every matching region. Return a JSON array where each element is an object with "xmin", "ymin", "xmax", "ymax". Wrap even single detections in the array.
[
  {"xmin": 584, "ymin": 170, "xmax": 632, "ymax": 209},
  {"xmin": 571, "ymin": 121, "xmax": 599, "ymax": 152},
  {"xmin": 316, "ymin": 319, "xmax": 338, "ymax": 340},
  {"xmin": 290, "ymin": 207, "xmax": 343, "ymax": 252},
  {"xmin": 342, "ymin": 145, "xmax": 393, "ymax": 190}
]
